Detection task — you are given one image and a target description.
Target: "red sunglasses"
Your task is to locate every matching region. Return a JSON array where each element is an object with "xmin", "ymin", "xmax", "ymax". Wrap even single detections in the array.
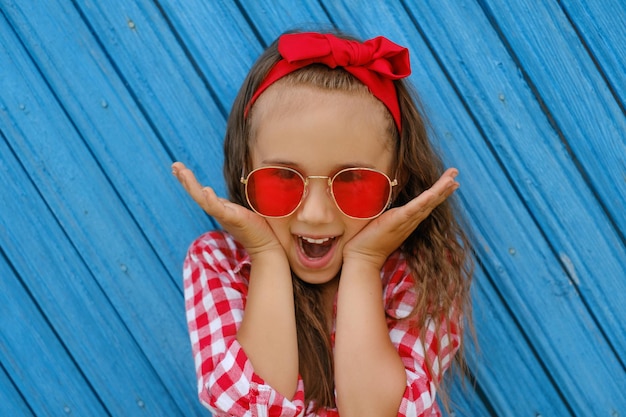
[{"xmin": 241, "ymin": 166, "xmax": 397, "ymax": 219}]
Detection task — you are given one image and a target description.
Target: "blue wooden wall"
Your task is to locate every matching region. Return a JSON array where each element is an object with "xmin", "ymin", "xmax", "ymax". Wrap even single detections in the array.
[{"xmin": 1, "ymin": 1, "xmax": 624, "ymax": 416}]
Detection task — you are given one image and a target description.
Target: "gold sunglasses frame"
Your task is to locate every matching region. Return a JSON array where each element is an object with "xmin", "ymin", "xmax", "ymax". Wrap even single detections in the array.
[{"xmin": 240, "ymin": 165, "xmax": 397, "ymax": 219}]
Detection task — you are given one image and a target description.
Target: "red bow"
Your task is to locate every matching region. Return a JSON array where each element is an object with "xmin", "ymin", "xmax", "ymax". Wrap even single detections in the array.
[{"xmin": 245, "ymin": 32, "xmax": 411, "ymax": 132}]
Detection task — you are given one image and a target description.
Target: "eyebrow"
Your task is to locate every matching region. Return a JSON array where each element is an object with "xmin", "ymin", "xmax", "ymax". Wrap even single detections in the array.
[{"xmin": 260, "ymin": 159, "xmax": 298, "ymax": 166}]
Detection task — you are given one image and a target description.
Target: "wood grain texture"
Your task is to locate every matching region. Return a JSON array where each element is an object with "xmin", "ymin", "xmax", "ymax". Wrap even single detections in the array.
[
  {"xmin": 0, "ymin": 369, "xmax": 34, "ymax": 417},
  {"xmin": 0, "ymin": 121, "xmax": 190, "ymax": 414},
  {"xmin": 0, "ymin": 253, "xmax": 110, "ymax": 416},
  {"xmin": 0, "ymin": 6, "xmax": 205, "ymax": 414},
  {"xmin": 559, "ymin": 0, "xmax": 626, "ymax": 110}
]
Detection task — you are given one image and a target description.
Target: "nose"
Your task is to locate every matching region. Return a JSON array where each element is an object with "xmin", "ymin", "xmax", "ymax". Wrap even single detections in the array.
[{"xmin": 296, "ymin": 178, "xmax": 335, "ymax": 224}]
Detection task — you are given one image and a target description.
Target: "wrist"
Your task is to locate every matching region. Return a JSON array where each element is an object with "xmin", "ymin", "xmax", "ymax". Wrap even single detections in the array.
[
  {"xmin": 340, "ymin": 255, "xmax": 385, "ymax": 283},
  {"xmin": 342, "ymin": 250, "xmax": 388, "ymax": 273},
  {"xmin": 248, "ymin": 243, "xmax": 287, "ymax": 264}
]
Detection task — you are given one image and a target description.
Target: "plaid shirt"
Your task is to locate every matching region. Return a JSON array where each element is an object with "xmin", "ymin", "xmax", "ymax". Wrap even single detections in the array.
[{"xmin": 184, "ymin": 231, "xmax": 460, "ymax": 417}]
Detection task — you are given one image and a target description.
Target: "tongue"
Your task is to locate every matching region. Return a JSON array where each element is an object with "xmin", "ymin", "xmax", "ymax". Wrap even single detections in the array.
[{"xmin": 301, "ymin": 239, "xmax": 333, "ymax": 259}]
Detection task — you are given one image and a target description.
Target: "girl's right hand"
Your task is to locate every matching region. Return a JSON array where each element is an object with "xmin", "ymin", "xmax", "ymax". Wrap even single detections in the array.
[
  {"xmin": 342, "ymin": 168, "xmax": 460, "ymax": 271},
  {"xmin": 171, "ymin": 162, "xmax": 283, "ymax": 257}
]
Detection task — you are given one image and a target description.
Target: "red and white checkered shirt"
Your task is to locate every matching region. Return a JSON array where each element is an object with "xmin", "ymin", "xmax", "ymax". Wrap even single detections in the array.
[{"xmin": 184, "ymin": 231, "xmax": 460, "ymax": 417}]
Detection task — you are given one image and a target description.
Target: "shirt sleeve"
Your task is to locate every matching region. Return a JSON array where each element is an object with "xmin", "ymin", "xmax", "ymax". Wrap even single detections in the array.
[
  {"xmin": 382, "ymin": 254, "xmax": 462, "ymax": 417},
  {"xmin": 184, "ymin": 231, "xmax": 306, "ymax": 417}
]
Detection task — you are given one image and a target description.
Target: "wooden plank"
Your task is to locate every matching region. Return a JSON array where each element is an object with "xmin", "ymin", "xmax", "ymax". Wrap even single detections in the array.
[
  {"xmin": 403, "ymin": 0, "xmax": 626, "ymax": 412},
  {"xmin": 472, "ymin": 0, "xmax": 626, "ymax": 342},
  {"xmin": 319, "ymin": 0, "xmax": 626, "ymax": 413},
  {"xmin": 0, "ymin": 254, "xmax": 109, "ymax": 416},
  {"xmin": 404, "ymin": 0, "xmax": 626, "ymax": 371},
  {"xmin": 72, "ymin": 0, "xmax": 229, "ymax": 217},
  {"xmin": 461, "ymin": 270, "xmax": 575, "ymax": 416},
  {"xmin": 0, "ymin": 11, "xmax": 205, "ymax": 415},
  {"xmin": 559, "ymin": 0, "xmax": 626, "ymax": 109},
  {"xmin": 238, "ymin": 0, "xmax": 332, "ymax": 41},
  {"xmin": 154, "ymin": 0, "xmax": 265, "ymax": 110},
  {"xmin": 0, "ymin": 360, "xmax": 35, "ymax": 417},
  {"xmin": 400, "ymin": 3, "xmax": 625, "ymax": 412},
  {"xmin": 2, "ymin": 0, "xmax": 218, "ymax": 281},
  {"xmin": 0, "ymin": 137, "xmax": 186, "ymax": 414}
]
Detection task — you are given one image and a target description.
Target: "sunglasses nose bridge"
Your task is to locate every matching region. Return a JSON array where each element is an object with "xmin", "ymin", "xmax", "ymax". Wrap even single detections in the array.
[{"xmin": 302, "ymin": 175, "xmax": 332, "ymax": 196}]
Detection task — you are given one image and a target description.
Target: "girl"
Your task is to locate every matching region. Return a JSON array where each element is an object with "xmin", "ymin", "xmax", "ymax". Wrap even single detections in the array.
[{"xmin": 172, "ymin": 31, "xmax": 472, "ymax": 417}]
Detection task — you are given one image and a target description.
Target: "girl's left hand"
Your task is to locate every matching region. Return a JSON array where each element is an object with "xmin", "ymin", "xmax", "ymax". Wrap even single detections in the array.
[{"xmin": 342, "ymin": 168, "xmax": 460, "ymax": 270}]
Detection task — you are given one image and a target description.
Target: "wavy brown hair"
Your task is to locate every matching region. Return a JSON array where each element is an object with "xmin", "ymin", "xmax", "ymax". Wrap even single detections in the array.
[{"xmin": 222, "ymin": 31, "xmax": 473, "ymax": 412}]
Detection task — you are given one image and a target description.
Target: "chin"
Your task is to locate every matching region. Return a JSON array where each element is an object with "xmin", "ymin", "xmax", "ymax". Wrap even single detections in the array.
[{"xmin": 290, "ymin": 265, "xmax": 341, "ymax": 286}]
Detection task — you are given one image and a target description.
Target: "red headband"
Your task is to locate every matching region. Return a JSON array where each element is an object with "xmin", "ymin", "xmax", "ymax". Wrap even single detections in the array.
[{"xmin": 244, "ymin": 32, "xmax": 411, "ymax": 132}]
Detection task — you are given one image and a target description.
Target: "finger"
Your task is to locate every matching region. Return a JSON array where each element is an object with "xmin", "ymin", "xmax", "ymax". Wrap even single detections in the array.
[
  {"xmin": 429, "ymin": 168, "xmax": 460, "ymax": 201},
  {"xmin": 172, "ymin": 163, "xmax": 207, "ymax": 205},
  {"xmin": 171, "ymin": 161, "xmax": 190, "ymax": 182},
  {"xmin": 171, "ymin": 163, "xmax": 207, "ymax": 204},
  {"xmin": 403, "ymin": 168, "xmax": 460, "ymax": 219},
  {"xmin": 201, "ymin": 186, "xmax": 241, "ymax": 223},
  {"xmin": 171, "ymin": 162, "xmax": 229, "ymax": 218}
]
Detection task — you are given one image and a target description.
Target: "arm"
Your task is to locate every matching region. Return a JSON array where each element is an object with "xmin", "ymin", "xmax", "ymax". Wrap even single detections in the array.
[
  {"xmin": 335, "ymin": 251, "xmax": 462, "ymax": 417},
  {"xmin": 334, "ymin": 260, "xmax": 406, "ymax": 417},
  {"xmin": 236, "ymin": 246, "xmax": 299, "ymax": 399}
]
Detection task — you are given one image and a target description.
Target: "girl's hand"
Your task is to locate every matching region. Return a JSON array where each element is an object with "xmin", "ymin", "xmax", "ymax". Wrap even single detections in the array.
[
  {"xmin": 343, "ymin": 168, "xmax": 460, "ymax": 270},
  {"xmin": 171, "ymin": 162, "xmax": 283, "ymax": 257}
]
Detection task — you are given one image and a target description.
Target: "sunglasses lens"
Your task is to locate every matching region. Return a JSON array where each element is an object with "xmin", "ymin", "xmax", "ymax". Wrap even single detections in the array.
[
  {"xmin": 332, "ymin": 169, "xmax": 391, "ymax": 218},
  {"xmin": 246, "ymin": 167, "xmax": 304, "ymax": 216}
]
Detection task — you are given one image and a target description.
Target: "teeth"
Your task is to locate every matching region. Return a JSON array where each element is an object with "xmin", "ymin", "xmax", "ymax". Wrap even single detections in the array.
[{"xmin": 300, "ymin": 236, "xmax": 331, "ymax": 244}]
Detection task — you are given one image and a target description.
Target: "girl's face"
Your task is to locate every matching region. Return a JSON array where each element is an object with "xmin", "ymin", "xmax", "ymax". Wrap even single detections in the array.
[{"xmin": 249, "ymin": 85, "xmax": 395, "ymax": 286}]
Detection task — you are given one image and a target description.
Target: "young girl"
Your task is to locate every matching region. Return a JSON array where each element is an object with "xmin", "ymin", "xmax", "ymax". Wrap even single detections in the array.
[{"xmin": 172, "ymin": 31, "xmax": 472, "ymax": 417}]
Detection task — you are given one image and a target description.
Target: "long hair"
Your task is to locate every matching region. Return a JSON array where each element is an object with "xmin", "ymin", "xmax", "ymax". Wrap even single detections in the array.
[{"xmin": 222, "ymin": 32, "xmax": 473, "ymax": 411}]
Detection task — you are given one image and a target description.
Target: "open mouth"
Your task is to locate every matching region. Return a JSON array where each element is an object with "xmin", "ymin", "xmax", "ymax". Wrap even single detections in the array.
[{"xmin": 298, "ymin": 236, "xmax": 337, "ymax": 259}]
